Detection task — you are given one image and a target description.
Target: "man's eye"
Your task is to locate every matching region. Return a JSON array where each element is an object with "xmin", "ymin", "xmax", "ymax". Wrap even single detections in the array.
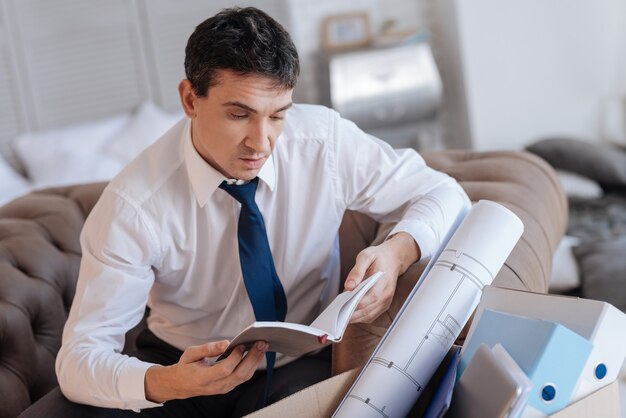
[
  {"xmin": 230, "ymin": 113, "xmax": 247, "ymax": 120},
  {"xmin": 270, "ymin": 115, "xmax": 284, "ymax": 121}
]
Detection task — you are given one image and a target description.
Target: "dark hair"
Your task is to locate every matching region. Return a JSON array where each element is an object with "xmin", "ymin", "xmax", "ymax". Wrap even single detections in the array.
[{"xmin": 184, "ymin": 7, "xmax": 300, "ymax": 96}]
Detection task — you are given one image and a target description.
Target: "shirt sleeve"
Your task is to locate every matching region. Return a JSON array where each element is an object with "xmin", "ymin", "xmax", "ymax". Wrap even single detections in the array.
[
  {"xmin": 333, "ymin": 114, "xmax": 471, "ymax": 259},
  {"xmin": 55, "ymin": 187, "xmax": 163, "ymax": 410}
]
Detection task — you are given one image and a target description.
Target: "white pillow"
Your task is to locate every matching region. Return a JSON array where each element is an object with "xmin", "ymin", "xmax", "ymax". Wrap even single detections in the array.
[
  {"xmin": 0, "ymin": 153, "xmax": 28, "ymax": 188},
  {"xmin": 0, "ymin": 154, "xmax": 32, "ymax": 205},
  {"xmin": 106, "ymin": 102, "xmax": 183, "ymax": 163},
  {"xmin": 555, "ymin": 169, "xmax": 603, "ymax": 199},
  {"xmin": 548, "ymin": 235, "xmax": 582, "ymax": 293},
  {"xmin": 13, "ymin": 112, "xmax": 131, "ymax": 188}
]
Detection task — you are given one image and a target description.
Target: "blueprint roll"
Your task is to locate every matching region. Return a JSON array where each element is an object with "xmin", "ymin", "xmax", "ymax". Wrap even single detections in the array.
[{"xmin": 333, "ymin": 200, "xmax": 524, "ymax": 418}]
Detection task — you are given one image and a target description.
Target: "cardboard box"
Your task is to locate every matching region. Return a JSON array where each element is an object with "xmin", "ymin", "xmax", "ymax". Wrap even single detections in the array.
[
  {"xmin": 550, "ymin": 380, "xmax": 621, "ymax": 418},
  {"xmin": 246, "ymin": 368, "xmax": 622, "ymax": 417},
  {"xmin": 247, "ymin": 285, "xmax": 626, "ymax": 417},
  {"xmin": 245, "ymin": 368, "xmax": 358, "ymax": 418}
]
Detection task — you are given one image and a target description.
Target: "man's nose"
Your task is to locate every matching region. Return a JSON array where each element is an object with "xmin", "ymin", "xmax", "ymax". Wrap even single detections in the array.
[{"xmin": 245, "ymin": 122, "xmax": 271, "ymax": 153}]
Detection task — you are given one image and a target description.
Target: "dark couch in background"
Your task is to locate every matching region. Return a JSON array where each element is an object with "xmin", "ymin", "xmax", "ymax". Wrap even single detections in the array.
[{"xmin": 0, "ymin": 150, "xmax": 567, "ymax": 418}]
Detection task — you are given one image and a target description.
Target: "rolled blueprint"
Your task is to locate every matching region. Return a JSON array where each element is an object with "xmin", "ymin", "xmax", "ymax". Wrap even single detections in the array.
[{"xmin": 333, "ymin": 200, "xmax": 524, "ymax": 418}]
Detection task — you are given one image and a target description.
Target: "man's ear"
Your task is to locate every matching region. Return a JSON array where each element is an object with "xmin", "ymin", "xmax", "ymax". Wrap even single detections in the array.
[{"xmin": 178, "ymin": 79, "xmax": 197, "ymax": 118}]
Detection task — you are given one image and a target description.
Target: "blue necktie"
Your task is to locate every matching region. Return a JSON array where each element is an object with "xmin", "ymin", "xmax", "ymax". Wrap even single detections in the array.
[{"xmin": 219, "ymin": 177, "xmax": 287, "ymax": 405}]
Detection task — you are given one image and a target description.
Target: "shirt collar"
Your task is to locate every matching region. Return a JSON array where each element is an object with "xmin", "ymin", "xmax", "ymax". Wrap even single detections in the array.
[{"xmin": 183, "ymin": 119, "xmax": 277, "ymax": 207}]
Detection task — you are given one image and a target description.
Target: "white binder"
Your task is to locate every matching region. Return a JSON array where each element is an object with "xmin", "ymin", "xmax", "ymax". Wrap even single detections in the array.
[{"xmin": 467, "ymin": 286, "xmax": 626, "ymax": 403}]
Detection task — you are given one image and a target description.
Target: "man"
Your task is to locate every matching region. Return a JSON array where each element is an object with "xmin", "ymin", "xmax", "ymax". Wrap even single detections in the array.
[{"xmin": 46, "ymin": 6, "xmax": 469, "ymax": 418}]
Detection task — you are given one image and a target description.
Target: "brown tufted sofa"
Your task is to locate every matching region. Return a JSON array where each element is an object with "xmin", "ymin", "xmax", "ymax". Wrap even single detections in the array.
[{"xmin": 0, "ymin": 150, "xmax": 567, "ymax": 418}]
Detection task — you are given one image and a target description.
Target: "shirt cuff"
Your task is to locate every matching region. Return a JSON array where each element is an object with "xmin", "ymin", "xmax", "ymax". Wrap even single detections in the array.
[
  {"xmin": 118, "ymin": 357, "xmax": 163, "ymax": 411},
  {"xmin": 388, "ymin": 219, "xmax": 438, "ymax": 260}
]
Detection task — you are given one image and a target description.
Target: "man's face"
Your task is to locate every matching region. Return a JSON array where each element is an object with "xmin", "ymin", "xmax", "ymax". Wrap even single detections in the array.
[{"xmin": 179, "ymin": 70, "xmax": 293, "ymax": 181}]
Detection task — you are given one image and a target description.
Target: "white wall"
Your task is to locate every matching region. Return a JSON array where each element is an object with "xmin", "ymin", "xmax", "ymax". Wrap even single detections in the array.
[{"xmin": 437, "ymin": 0, "xmax": 626, "ymax": 150}]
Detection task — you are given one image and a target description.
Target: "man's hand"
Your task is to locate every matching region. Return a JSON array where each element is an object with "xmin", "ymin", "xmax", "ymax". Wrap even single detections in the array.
[
  {"xmin": 144, "ymin": 340, "xmax": 268, "ymax": 403},
  {"xmin": 345, "ymin": 232, "xmax": 420, "ymax": 324}
]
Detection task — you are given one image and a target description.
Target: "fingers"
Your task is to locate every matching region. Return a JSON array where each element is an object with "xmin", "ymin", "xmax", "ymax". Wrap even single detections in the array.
[
  {"xmin": 218, "ymin": 341, "xmax": 267, "ymax": 372},
  {"xmin": 230, "ymin": 341, "xmax": 269, "ymax": 383},
  {"xmin": 215, "ymin": 345, "xmax": 247, "ymax": 374},
  {"xmin": 352, "ymin": 294, "xmax": 393, "ymax": 323},
  {"xmin": 351, "ymin": 299, "xmax": 389, "ymax": 323},
  {"xmin": 164, "ymin": 340, "xmax": 269, "ymax": 400},
  {"xmin": 206, "ymin": 340, "xmax": 230, "ymax": 357},
  {"xmin": 345, "ymin": 249, "xmax": 376, "ymax": 290},
  {"xmin": 180, "ymin": 340, "xmax": 230, "ymax": 364},
  {"xmin": 211, "ymin": 341, "xmax": 269, "ymax": 392},
  {"xmin": 350, "ymin": 274, "xmax": 395, "ymax": 324}
]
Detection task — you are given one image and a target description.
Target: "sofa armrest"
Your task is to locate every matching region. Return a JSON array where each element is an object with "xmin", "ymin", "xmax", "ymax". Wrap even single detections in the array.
[
  {"xmin": 0, "ymin": 183, "xmax": 106, "ymax": 417},
  {"xmin": 422, "ymin": 150, "xmax": 567, "ymax": 292}
]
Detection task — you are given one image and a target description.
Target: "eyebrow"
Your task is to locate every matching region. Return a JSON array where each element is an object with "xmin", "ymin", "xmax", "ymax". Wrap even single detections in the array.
[{"xmin": 222, "ymin": 101, "xmax": 293, "ymax": 114}]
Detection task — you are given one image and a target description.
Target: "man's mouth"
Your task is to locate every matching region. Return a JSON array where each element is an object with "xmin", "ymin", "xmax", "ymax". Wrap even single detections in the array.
[{"xmin": 239, "ymin": 156, "xmax": 266, "ymax": 169}]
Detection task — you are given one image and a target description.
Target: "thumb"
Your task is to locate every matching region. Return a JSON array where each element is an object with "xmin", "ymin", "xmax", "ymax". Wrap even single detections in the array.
[
  {"xmin": 345, "ymin": 250, "xmax": 374, "ymax": 291},
  {"xmin": 181, "ymin": 340, "xmax": 230, "ymax": 364}
]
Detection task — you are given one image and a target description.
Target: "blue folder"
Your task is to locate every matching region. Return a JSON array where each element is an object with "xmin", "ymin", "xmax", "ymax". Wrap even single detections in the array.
[{"xmin": 423, "ymin": 345, "xmax": 461, "ymax": 418}]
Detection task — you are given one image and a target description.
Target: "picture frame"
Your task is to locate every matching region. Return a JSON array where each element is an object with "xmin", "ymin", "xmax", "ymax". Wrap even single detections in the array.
[{"xmin": 322, "ymin": 12, "xmax": 371, "ymax": 52}]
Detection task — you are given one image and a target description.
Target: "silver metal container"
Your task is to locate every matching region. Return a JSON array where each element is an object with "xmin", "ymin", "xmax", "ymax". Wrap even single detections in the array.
[{"xmin": 329, "ymin": 42, "xmax": 442, "ymax": 132}]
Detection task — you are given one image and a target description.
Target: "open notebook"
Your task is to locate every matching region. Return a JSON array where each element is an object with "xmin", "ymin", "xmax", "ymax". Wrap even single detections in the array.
[{"xmin": 216, "ymin": 271, "xmax": 383, "ymax": 360}]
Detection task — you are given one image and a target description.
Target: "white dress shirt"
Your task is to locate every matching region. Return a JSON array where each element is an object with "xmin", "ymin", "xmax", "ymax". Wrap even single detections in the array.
[{"xmin": 55, "ymin": 104, "xmax": 470, "ymax": 410}]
